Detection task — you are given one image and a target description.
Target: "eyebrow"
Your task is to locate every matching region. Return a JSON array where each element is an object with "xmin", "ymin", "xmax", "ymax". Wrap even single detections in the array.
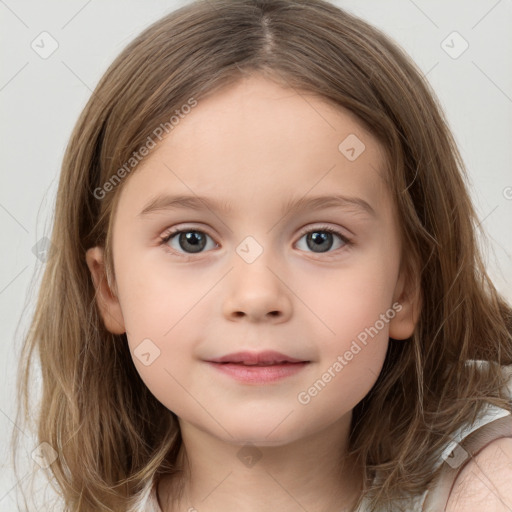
[{"xmin": 138, "ymin": 193, "xmax": 376, "ymax": 218}]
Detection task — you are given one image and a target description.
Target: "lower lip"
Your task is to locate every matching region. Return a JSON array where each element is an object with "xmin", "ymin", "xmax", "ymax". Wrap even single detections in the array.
[{"xmin": 206, "ymin": 361, "xmax": 310, "ymax": 383}]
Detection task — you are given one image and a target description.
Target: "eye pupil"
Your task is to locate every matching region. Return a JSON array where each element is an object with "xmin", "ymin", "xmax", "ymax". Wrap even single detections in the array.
[
  {"xmin": 179, "ymin": 231, "xmax": 206, "ymax": 253},
  {"xmin": 307, "ymin": 231, "xmax": 333, "ymax": 253}
]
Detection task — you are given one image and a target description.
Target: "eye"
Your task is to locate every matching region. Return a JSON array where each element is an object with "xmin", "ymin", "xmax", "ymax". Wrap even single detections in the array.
[
  {"xmin": 160, "ymin": 227, "xmax": 217, "ymax": 255},
  {"xmin": 295, "ymin": 225, "xmax": 351, "ymax": 254},
  {"xmin": 159, "ymin": 225, "xmax": 352, "ymax": 257}
]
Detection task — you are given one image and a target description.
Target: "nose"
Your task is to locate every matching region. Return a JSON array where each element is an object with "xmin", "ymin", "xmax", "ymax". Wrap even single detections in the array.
[{"xmin": 222, "ymin": 257, "xmax": 292, "ymax": 323}]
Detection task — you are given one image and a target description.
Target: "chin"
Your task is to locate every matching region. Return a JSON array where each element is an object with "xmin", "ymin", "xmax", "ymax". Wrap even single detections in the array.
[{"xmin": 218, "ymin": 420, "xmax": 307, "ymax": 448}]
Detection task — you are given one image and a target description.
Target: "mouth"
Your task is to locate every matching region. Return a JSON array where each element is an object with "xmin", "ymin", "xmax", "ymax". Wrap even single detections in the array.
[{"xmin": 205, "ymin": 351, "xmax": 311, "ymax": 384}]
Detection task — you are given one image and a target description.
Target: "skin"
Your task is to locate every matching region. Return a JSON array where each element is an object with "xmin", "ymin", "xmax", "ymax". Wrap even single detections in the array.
[
  {"xmin": 86, "ymin": 74, "xmax": 421, "ymax": 511},
  {"xmin": 445, "ymin": 437, "xmax": 512, "ymax": 512}
]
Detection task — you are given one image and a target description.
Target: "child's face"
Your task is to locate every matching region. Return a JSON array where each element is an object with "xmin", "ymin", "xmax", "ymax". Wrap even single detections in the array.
[{"xmin": 87, "ymin": 74, "xmax": 418, "ymax": 446}]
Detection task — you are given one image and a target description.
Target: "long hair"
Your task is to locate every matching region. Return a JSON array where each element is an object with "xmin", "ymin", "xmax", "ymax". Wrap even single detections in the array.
[{"xmin": 12, "ymin": 0, "xmax": 512, "ymax": 510}]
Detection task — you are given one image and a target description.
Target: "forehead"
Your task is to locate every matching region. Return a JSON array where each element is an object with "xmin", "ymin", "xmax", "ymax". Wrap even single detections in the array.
[
  {"xmin": 164, "ymin": 74, "xmax": 381, "ymax": 163},
  {"xmin": 116, "ymin": 75, "xmax": 390, "ymax": 219}
]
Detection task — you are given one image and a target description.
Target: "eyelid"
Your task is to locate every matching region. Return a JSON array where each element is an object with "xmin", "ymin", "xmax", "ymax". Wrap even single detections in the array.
[
  {"xmin": 159, "ymin": 223, "xmax": 217, "ymax": 244},
  {"xmin": 296, "ymin": 223, "xmax": 351, "ymax": 243}
]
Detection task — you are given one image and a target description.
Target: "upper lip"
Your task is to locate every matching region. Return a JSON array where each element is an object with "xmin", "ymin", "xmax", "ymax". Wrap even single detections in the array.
[{"xmin": 206, "ymin": 350, "xmax": 307, "ymax": 365}]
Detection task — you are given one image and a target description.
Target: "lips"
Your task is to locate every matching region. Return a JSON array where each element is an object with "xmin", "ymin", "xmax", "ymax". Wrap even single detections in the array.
[
  {"xmin": 205, "ymin": 350, "xmax": 310, "ymax": 384},
  {"xmin": 206, "ymin": 350, "xmax": 307, "ymax": 365}
]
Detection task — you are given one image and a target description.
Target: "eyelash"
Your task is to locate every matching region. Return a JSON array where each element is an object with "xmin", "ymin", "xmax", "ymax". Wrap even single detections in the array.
[{"xmin": 158, "ymin": 224, "xmax": 352, "ymax": 259}]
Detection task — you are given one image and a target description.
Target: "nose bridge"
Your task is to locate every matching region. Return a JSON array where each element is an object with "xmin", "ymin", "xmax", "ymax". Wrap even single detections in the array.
[
  {"xmin": 233, "ymin": 233, "xmax": 282, "ymax": 292},
  {"xmin": 223, "ymin": 233, "xmax": 291, "ymax": 322}
]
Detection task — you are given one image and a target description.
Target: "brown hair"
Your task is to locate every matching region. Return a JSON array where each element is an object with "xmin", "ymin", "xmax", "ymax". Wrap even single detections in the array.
[{"xmin": 12, "ymin": 0, "xmax": 512, "ymax": 510}]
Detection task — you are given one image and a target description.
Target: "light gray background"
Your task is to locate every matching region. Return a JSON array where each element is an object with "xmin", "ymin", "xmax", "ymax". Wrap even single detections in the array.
[{"xmin": 1, "ymin": 0, "xmax": 511, "ymax": 509}]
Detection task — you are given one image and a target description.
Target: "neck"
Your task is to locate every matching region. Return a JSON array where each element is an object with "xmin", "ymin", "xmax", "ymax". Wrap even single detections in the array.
[{"xmin": 157, "ymin": 414, "xmax": 363, "ymax": 512}]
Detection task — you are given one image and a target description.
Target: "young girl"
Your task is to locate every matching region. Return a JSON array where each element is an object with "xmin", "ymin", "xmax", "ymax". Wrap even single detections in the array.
[{"xmin": 12, "ymin": 0, "xmax": 512, "ymax": 511}]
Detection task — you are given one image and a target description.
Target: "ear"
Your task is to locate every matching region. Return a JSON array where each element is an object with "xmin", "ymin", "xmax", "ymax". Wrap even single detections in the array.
[
  {"xmin": 388, "ymin": 262, "xmax": 422, "ymax": 340},
  {"xmin": 85, "ymin": 246, "xmax": 126, "ymax": 335}
]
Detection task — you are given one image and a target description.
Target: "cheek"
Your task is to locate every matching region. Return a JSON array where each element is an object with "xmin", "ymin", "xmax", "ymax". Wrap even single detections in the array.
[
  {"xmin": 116, "ymin": 250, "xmax": 207, "ymax": 338},
  {"xmin": 306, "ymin": 251, "xmax": 399, "ymax": 341},
  {"xmin": 298, "ymin": 258, "xmax": 398, "ymax": 408},
  {"xmin": 297, "ymin": 285, "xmax": 393, "ymax": 421},
  {"xmin": 114, "ymin": 256, "xmax": 212, "ymax": 413},
  {"xmin": 120, "ymin": 286, "xmax": 197, "ymax": 418}
]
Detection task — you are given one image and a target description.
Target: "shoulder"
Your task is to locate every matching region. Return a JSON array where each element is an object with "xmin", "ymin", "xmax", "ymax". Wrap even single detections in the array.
[{"xmin": 445, "ymin": 437, "xmax": 512, "ymax": 511}]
